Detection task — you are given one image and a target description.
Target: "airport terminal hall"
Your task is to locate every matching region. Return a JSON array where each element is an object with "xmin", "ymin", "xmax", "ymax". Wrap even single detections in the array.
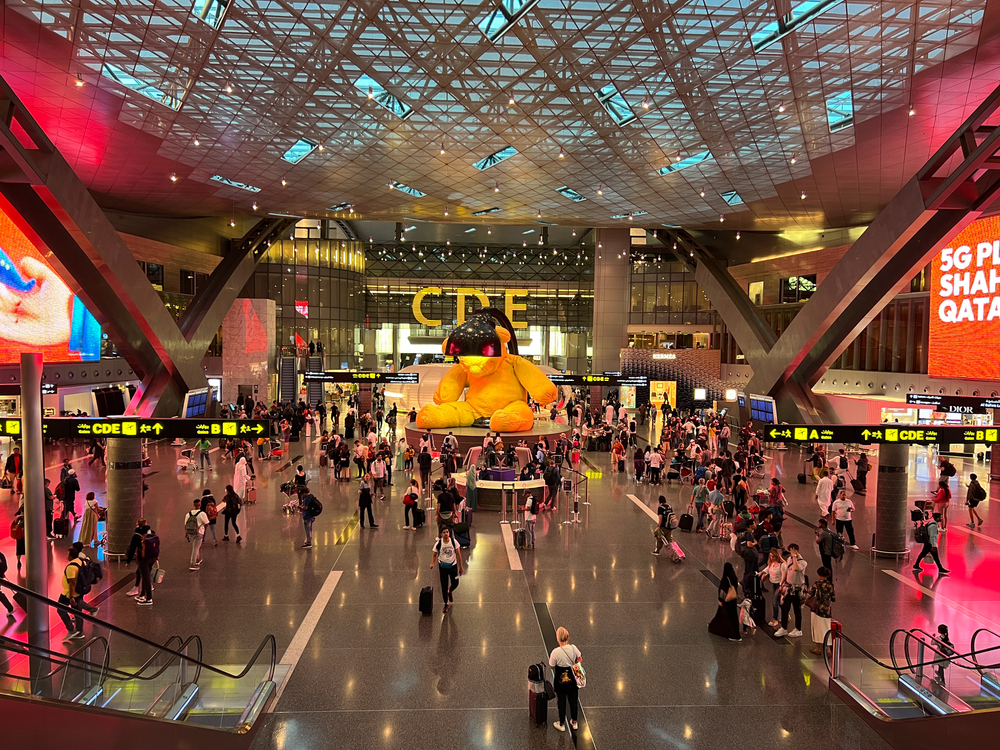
[{"xmin": 8, "ymin": 1, "xmax": 1000, "ymax": 749}]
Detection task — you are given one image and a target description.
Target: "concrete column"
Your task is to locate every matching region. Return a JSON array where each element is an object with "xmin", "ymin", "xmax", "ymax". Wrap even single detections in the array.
[
  {"xmin": 392, "ymin": 325, "xmax": 400, "ymax": 373},
  {"xmin": 592, "ymin": 228, "xmax": 631, "ymax": 375},
  {"xmin": 106, "ymin": 438, "xmax": 144, "ymax": 558},
  {"xmin": 358, "ymin": 384, "xmax": 372, "ymax": 415},
  {"xmin": 566, "ymin": 332, "xmax": 587, "ymax": 374},
  {"xmin": 362, "ymin": 329, "xmax": 377, "ymax": 370},
  {"xmin": 21, "ymin": 353, "xmax": 49, "ymax": 690},
  {"xmin": 589, "ymin": 386, "xmax": 603, "ymax": 418},
  {"xmin": 873, "ymin": 444, "xmax": 909, "ymax": 556}
]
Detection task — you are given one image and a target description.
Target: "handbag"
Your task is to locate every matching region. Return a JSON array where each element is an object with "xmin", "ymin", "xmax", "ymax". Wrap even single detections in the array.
[
  {"xmin": 560, "ymin": 646, "xmax": 586, "ymax": 688},
  {"xmin": 152, "ymin": 565, "xmax": 166, "ymax": 584}
]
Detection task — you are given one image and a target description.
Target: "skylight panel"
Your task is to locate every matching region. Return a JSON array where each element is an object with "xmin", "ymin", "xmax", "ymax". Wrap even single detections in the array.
[
  {"xmin": 751, "ymin": 0, "xmax": 840, "ymax": 52},
  {"xmin": 282, "ymin": 138, "xmax": 318, "ymax": 164},
  {"xmin": 556, "ymin": 187, "xmax": 586, "ymax": 202},
  {"xmin": 464, "ymin": 227, "xmax": 478, "ymax": 233},
  {"xmin": 596, "ymin": 85, "xmax": 636, "ymax": 126},
  {"xmin": 472, "ymin": 146, "xmax": 518, "ymax": 171},
  {"xmin": 536, "ymin": 221, "xmax": 556, "ymax": 226},
  {"xmin": 354, "ymin": 74, "xmax": 414, "ymax": 120},
  {"xmin": 101, "ymin": 64, "xmax": 182, "ymax": 110},
  {"xmin": 611, "ymin": 210, "xmax": 648, "ymax": 219},
  {"xmin": 472, "ymin": 207, "xmax": 502, "ymax": 215},
  {"xmin": 721, "ymin": 191, "xmax": 743, "ymax": 205},
  {"xmin": 479, "ymin": 0, "xmax": 541, "ymax": 42},
  {"xmin": 657, "ymin": 151, "xmax": 713, "ymax": 175},
  {"xmin": 388, "ymin": 181, "xmax": 425, "ymax": 197},
  {"xmin": 192, "ymin": 0, "xmax": 229, "ymax": 29},
  {"xmin": 826, "ymin": 91, "xmax": 853, "ymax": 132},
  {"xmin": 211, "ymin": 175, "xmax": 260, "ymax": 192},
  {"xmin": 328, "ymin": 202, "xmax": 352, "ymax": 211}
]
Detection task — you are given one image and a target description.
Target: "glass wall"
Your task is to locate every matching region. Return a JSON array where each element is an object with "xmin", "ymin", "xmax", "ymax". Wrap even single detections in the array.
[{"xmin": 628, "ymin": 260, "xmax": 714, "ymax": 327}]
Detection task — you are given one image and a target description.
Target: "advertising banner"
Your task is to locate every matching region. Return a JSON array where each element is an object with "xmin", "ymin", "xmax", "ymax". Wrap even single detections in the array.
[
  {"xmin": 0, "ymin": 206, "xmax": 100, "ymax": 363},
  {"xmin": 929, "ymin": 216, "xmax": 1000, "ymax": 379},
  {"xmin": 649, "ymin": 380, "xmax": 677, "ymax": 408}
]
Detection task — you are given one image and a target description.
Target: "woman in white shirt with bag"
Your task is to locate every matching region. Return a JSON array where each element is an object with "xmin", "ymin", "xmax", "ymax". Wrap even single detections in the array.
[{"xmin": 549, "ymin": 626, "xmax": 583, "ymax": 732}]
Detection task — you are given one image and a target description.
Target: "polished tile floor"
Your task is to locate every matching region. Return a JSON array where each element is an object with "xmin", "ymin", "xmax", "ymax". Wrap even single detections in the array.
[{"xmin": 2, "ymin": 415, "xmax": 998, "ymax": 749}]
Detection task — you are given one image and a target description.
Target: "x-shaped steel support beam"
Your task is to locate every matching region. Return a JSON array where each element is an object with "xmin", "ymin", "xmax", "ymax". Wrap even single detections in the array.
[{"xmin": 0, "ymin": 75, "xmax": 294, "ymax": 416}]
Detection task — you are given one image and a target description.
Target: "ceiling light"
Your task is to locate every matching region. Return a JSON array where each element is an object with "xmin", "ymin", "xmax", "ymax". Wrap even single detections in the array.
[
  {"xmin": 719, "ymin": 214, "xmax": 725, "ymax": 222},
  {"xmin": 440, "ymin": 143, "xmax": 446, "ymax": 154},
  {"xmin": 642, "ymin": 97, "xmax": 650, "ymax": 109},
  {"xmin": 446, "ymin": 239, "xmax": 450, "ymax": 245},
  {"xmin": 699, "ymin": 189, "xmax": 705, "ymax": 197},
  {"xmin": 281, "ymin": 178, "xmax": 287, "ymax": 186},
  {"xmin": 908, "ymin": 104, "xmax": 915, "ymax": 116},
  {"xmin": 508, "ymin": 94, "xmax": 515, "ymax": 105},
  {"xmin": 229, "ymin": 219, "xmax": 235, "ymax": 227},
  {"xmin": 537, "ymin": 209, "xmax": 542, "ymax": 218},
  {"xmin": 388, "ymin": 182, "xmax": 394, "ymax": 189},
  {"xmin": 317, "ymin": 144, "xmax": 324, "ymax": 152},
  {"xmin": 75, "ymin": 75, "xmax": 84, "ymax": 87},
  {"xmin": 598, "ymin": 243, "xmax": 603, "ymax": 249},
  {"xmin": 572, "ymin": 229, "xmax": 576, "ymax": 236},
  {"xmin": 801, "ymin": 191, "xmax": 807, "ymax": 200},
  {"xmin": 252, "ymin": 202, "xmax": 257, "ymax": 210},
  {"xmin": 597, "ymin": 185, "xmax": 603, "ymax": 195},
  {"xmin": 369, "ymin": 236, "xmax": 373, "ymax": 243},
  {"xmin": 368, "ymin": 86, "xmax": 374, "ymax": 99},
  {"xmin": 628, "ymin": 213, "xmax": 633, "ymax": 220},
  {"xmin": 778, "ymin": 102, "xmax": 785, "ymax": 113},
  {"xmin": 674, "ymin": 155, "xmax": 681, "ymax": 162},
  {"xmin": 736, "ymin": 231, "xmax": 741, "ymax": 240},
  {"xmin": 494, "ymin": 182, "xmax": 500, "ymax": 192},
  {"xmin": 790, "ymin": 156, "xmax": 796, "ymax": 164},
  {"xmin": 538, "ymin": 235, "xmax": 543, "ymax": 245},
  {"xmin": 487, "ymin": 227, "xmax": 492, "ymax": 234},
  {"xmin": 444, "ymin": 207, "xmax": 449, "ymax": 216},
  {"xmin": 193, "ymin": 138, "xmax": 200, "ymax": 146},
  {"xmin": 170, "ymin": 173, "xmax": 177, "ymax": 182},
  {"xmin": 559, "ymin": 148, "xmax": 565, "ymax": 158},
  {"xmin": 523, "ymin": 241, "xmax": 527, "ymax": 246}
]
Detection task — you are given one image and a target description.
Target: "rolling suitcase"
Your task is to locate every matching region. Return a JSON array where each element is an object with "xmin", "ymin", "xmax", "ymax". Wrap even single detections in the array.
[
  {"xmin": 529, "ymin": 684, "xmax": 548, "ymax": 725},
  {"xmin": 52, "ymin": 517, "xmax": 69, "ymax": 538},
  {"xmin": 412, "ymin": 507, "xmax": 426, "ymax": 528},
  {"xmin": 320, "ymin": 453, "xmax": 328, "ymax": 467},
  {"xmin": 419, "ymin": 586, "xmax": 433, "ymax": 615},
  {"xmin": 848, "ymin": 471, "xmax": 865, "ymax": 493},
  {"xmin": 514, "ymin": 528, "xmax": 527, "ymax": 549},
  {"xmin": 678, "ymin": 513, "xmax": 694, "ymax": 532},
  {"xmin": 671, "ymin": 541, "xmax": 685, "ymax": 561},
  {"xmin": 723, "ymin": 500, "xmax": 735, "ymax": 517},
  {"xmin": 247, "ymin": 478, "xmax": 257, "ymax": 504},
  {"xmin": 452, "ymin": 522, "xmax": 471, "ymax": 549},
  {"xmin": 797, "ymin": 473, "xmax": 807, "ymax": 484}
]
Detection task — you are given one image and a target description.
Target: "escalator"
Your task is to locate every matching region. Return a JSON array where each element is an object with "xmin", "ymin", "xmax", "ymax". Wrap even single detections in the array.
[
  {"xmin": 278, "ymin": 355, "xmax": 298, "ymax": 403},
  {"xmin": 305, "ymin": 355, "xmax": 324, "ymax": 407},
  {"xmin": 826, "ymin": 625, "xmax": 1000, "ymax": 748},
  {"xmin": 0, "ymin": 581, "xmax": 279, "ymax": 749}
]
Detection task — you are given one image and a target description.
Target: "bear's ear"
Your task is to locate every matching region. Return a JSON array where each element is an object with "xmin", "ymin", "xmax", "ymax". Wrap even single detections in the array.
[
  {"xmin": 495, "ymin": 326, "xmax": 511, "ymax": 343},
  {"xmin": 441, "ymin": 340, "xmax": 449, "ymax": 354}
]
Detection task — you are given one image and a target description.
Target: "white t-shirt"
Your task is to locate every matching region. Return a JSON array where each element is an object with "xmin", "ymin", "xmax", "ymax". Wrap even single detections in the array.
[
  {"xmin": 648, "ymin": 452, "xmax": 662, "ymax": 468},
  {"xmin": 618, "ymin": 406, "xmax": 627, "ymax": 421},
  {"xmin": 434, "ymin": 537, "xmax": 460, "ymax": 567},
  {"xmin": 549, "ymin": 644, "xmax": 582, "ymax": 668},
  {"xmin": 832, "ymin": 497, "xmax": 855, "ymax": 521}
]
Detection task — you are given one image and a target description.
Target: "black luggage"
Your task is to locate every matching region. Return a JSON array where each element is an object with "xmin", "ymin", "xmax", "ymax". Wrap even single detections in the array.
[
  {"xmin": 452, "ymin": 522, "xmax": 471, "ymax": 549},
  {"xmin": 529, "ymin": 686, "xmax": 548, "ymax": 725},
  {"xmin": 320, "ymin": 454, "xmax": 328, "ymax": 467},
  {"xmin": 797, "ymin": 473, "xmax": 807, "ymax": 484},
  {"xmin": 419, "ymin": 586, "xmax": 433, "ymax": 615},
  {"xmin": 848, "ymin": 472, "xmax": 864, "ymax": 493},
  {"xmin": 678, "ymin": 513, "xmax": 694, "ymax": 532},
  {"xmin": 747, "ymin": 575, "xmax": 767, "ymax": 627},
  {"xmin": 723, "ymin": 500, "xmax": 735, "ymax": 517},
  {"xmin": 412, "ymin": 507, "xmax": 426, "ymax": 528},
  {"xmin": 514, "ymin": 528, "xmax": 527, "ymax": 549},
  {"xmin": 666, "ymin": 469, "xmax": 680, "ymax": 481},
  {"xmin": 617, "ymin": 459, "xmax": 625, "ymax": 472},
  {"xmin": 52, "ymin": 517, "xmax": 69, "ymax": 537}
]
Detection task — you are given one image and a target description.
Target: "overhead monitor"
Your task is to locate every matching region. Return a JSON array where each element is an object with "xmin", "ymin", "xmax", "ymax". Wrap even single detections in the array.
[
  {"xmin": 183, "ymin": 386, "xmax": 215, "ymax": 418},
  {"xmin": 0, "ymin": 205, "xmax": 101, "ymax": 363},
  {"xmin": 93, "ymin": 387, "xmax": 127, "ymax": 417},
  {"xmin": 748, "ymin": 393, "xmax": 777, "ymax": 424}
]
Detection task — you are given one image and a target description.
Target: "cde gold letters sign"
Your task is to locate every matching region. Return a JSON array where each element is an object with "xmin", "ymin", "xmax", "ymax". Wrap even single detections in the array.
[{"xmin": 412, "ymin": 287, "xmax": 528, "ymax": 329}]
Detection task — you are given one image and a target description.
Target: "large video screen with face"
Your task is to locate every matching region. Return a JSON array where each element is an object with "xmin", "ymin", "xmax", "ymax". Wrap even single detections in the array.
[{"xmin": 0, "ymin": 205, "xmax": 100, "ymax": 363}]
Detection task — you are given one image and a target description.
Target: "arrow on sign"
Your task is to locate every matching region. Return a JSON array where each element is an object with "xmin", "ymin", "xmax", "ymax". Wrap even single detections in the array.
[{"xmin": 152, "ymin": 423, "xmax": 164, "ymax": 434}]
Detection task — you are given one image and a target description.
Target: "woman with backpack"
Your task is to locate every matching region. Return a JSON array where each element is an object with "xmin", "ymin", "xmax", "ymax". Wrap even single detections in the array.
[
  {"xmin": 222, "ymin": 485, "xmax": 242, "ymax": 543},
  {"xmin": 967, "ymin": 473, "xmax": 986, "ymax": 528},
  {"xmin": 429, "ymin": 526, "xmax": 464, "ymax": 613},
  {"xmin": 199, "ymin": 489, "xmax": 219, "ymax": 546},
  {"xmin": 708, "ymin": 562, "xmax": 742, "ymax": 642},
  {"xmin": 932, "ymin": 478, "xmax": 952, "ymax": 531}
]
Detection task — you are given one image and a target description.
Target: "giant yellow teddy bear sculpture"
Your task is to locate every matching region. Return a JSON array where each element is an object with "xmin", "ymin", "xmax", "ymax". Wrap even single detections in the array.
[{"xmin": 417, "ymin": 310, "xmax": 558, "ymax": 433}]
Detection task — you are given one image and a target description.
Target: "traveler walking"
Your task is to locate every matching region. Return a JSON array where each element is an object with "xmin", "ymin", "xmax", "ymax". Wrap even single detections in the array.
[
  {"xmin": 222, "ymin": 485, "xmax": 243, "ymax": 543},
  {"xmin": 78, "ymin": 492, "xmax": 102, "ymax": 548},
  {"xmin": 184, "ymin": 498, "xmax": 209, "ymax": 571},
  {"xmin": 430, "ymin": 526, "xmax": 464, "ymax": 613},
  {"xmin": 912, "ymin": 512, "xmax": 949, "ymax": 574},
  {"xmin": 197, "ymin": 437, "xmax": 212, "ymax": 470},
  {"xmin": 358, "ymin": 474, "xmax": 377, "ymax": 529},
  {"xmin": 58, "ymin": 545, "xmax": 86, "ymax": 640},
  {"xmin": 524, "ymin": 492, "xmax": 538, "ymax": 548},
  {"xmin": 807, "ymin": 566, "xmax": 835, "ymax": 656},
  {"xmin": 299, "ymin": 488, "xmax": 322, "ymax": 547},
  {"xmin": 549, "ymin": 627, "xmax": 583, "ymax": 732},
  {"xmin": 774, "ymin": 544, "xmax": 807, "ymax": 638},
  {"xmin": 967, "ymin": 473, "xmax": 986, "ymax": 528},
  {"xmin": 124, "ymin": 518, "xmax": 151, "ymax": 597},
  {"xmin": 932, "ymin": 479, "xmax": 952, "ymax": 531},
  {"xmin": 708, "ymin": 562, "xmax": 741, "ymax": 642},
  {"xmin": 831, "ymin": 490, "xmax": 858, "ymax": 549},
  {"xmin": 199, "ymin": 489, "xmax": 219, "ymax": 545}
]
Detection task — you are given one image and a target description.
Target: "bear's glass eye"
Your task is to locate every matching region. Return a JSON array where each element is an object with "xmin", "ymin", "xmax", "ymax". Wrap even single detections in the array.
[{"xmin": 481, "ymin": 343, "xmax": 496, "ymax": 356}]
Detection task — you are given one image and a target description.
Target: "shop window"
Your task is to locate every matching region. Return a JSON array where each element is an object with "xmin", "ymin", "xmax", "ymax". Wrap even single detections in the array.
[
  {"xmin": 779, "ymin": 274, "xmax": 816, "ymax": 303},
  {"xmin": 146, "ymin": 263, "xmax": 164, "ymax": 291}
]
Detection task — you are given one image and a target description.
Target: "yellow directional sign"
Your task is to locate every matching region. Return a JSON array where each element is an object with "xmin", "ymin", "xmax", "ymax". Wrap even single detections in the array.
[
  {"xmin": 0, "ymin": 418, "xmax": 271, "ymax": 440},
  {"xmin": 768, "ymin": 424, "xmax": 998, "ymax": 445}
]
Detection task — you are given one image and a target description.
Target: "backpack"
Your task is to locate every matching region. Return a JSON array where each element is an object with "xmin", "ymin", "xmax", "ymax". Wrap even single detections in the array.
[
  {"xmin": 205, "ymin": 501, "xmax": 218, "ymax": 521},
  {"xmin": 667, "ymin": 512, "xmax": 679, "ymax": 530},
  {"xmin": 914, "ymin": 523, "xmax": 930, "ymax": 544},
  {"xmin": 70, "ymin": 559, "xmax": 94, "ymax": 596},
  {"xmin": 974, "ymin": 482, "xmax": 987, "ymax": 501},
  {"xmin": 830, "ymin": 533, "xmax": 845, "ymax": 560},
  {"xmin": 141, "ymin": 534, "xmax": 160, "ymax": 561},
  {"xmin": 942, "ymin": 462, "xmax": 956, "ymax": 477},
  {"xmin": 839, "ymin": 456, "xmax": 848, "ymax": 469},
  {"xmin": 185, "ymin": 511, "xmax": 201, "ymax": 536},
  {"xmin": 55, "ymin": 482, "xmax": 65, "ymax": 499},
  {"xmin": 528, "ymin": 496, "xmax": 539, "ymax": 515},
  {"xmin": 307, "ymin": 495, "xmax": 323, "ymax": 516}
]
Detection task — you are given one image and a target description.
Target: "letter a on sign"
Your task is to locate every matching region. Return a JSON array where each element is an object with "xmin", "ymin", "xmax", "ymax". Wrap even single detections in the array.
[{"xmin": 809, "ymin": 429, "xmax": 819, "ymax": 440}]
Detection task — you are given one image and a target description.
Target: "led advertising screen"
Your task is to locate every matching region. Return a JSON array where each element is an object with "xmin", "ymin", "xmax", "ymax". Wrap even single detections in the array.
[
  {"xmin": 0, "ymin": 206, "xmax": 100, "ymax": 363},
  {"xmin": 929, "ymin": 216, "xmax": 1000, "ymax": 380}
]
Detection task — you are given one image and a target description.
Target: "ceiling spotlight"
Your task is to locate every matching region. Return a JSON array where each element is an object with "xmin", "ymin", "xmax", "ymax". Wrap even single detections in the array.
[
  {"xmin": 538, "ymin": 235, "xmax": 544, "ymax": 245},
  {"xmin": 440, "ymin": 143, "xmax": 446, "ymax": 154},
  {"xmin": 790, "ymin": 156, "xmax": 796, "ymax": 164},
  {"xmin": 494, "ymin": 182, "xmax": 500, "ymax": 192},
  {"xmin": 674, "ymin": 154, "xmax": 681, "ymax": 162},
  {"xmin": 169, "ymin": 173, "xmax": 177, "ymax": 182},
  {"xmin": 193, "ymin": 138, "xmax": 200, "ymax": 146},
  {"xmin": 446, "ymin": 239, "xmax": 450, "ymax": 245},
  {"xmin": 628, "ymin": 213, "xmax": 633, "ymax": 220},
  {"xmin": 75, "ymin": 75, "xmax": 84, "ymax": 87},
  {"xmin": 444, "ymin": 207, "xmax": 449, "ymax": 216},
  {"xmin": 369, "ymin": 236, "xmax": 373, "ymax": 243},
  {"xmin": 508, "ymin": 94, "xmax": 515, "ymax": 105},
  {"xmin": 777, "ymin": 102, "xmax": 785, "ymax": 113},
  {"xmin": 719, "ymin": 214, "xmax": 725, "ymax": 222},
  {"xmin": 572, "ymin": 229, "xmax": 576, "ymax": 236},
  {"xmin": 673, "ymin": 242, "xmax": 677, "ymax": 250},
  {"xmin": 224, "ymin": 82, "xmax": 233, "ymax": 93},
  {"xmin": 523, "ymin": 241, "xmax": 527, "ymax": 246},
  {"xmin": 318, "ymin": 144, "xmax": 325, "ymax": 151},
  {"xmin": 559, "ymin": 148, "xmax": 565, "ymax": 158},
  {"xmin": 597, "ymin": 185, "xmax": 603, "ymax": 196},
  {"xmin": 736, "ymin": 231, "xmax": 741, "ymax": 240},
  {"xmin": 388, "ymin": 181, "xmax": 394, "ymax": 189},
  {"xmin": 252, "ymin": 202, "xmax": 257, "ymax": 210},
  {"xmin": 368, "ymin": 86, "xmax": 374, "ymax": 99},
  {"xmin": 281, "ymin": 177, "xmax": 287, "ymax": 186},
  {"xmin": 598, "ymin": 243, "xmax": 603, "ymax": 249},
  {"xmin": 800, "ymin": 191, "xmax": 807, "ymax": 200},
  {"xmin": 487, "ymin": 226, "xmax": 492, "ymax": 234},
  {"xmin": 642, "ymin": 97, "xmax": 650, "ymax": 109},
  {"xmin": 908, "ymin": 104, "xmax": 915, "ymax": 116},
  {"xmin": 537, "ymin": 209, "xmax": 542, "ymax": 218},
  {"xmin": 699, "ymin": 189, "xmax": 705, "ymax": 197},
  {"xmin": 229, "ymin": 219, "xmax": 236, "ymax": 228}
]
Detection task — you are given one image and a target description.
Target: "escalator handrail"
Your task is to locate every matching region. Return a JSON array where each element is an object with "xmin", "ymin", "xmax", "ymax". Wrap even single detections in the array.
[
  {"xmin": 0, "ymin": 580, "xmax": 275, "ymax": 682},
  {"xmin": 970, "ymin": 628, "xmax": 1000, "ymax": 672},
  {"xmin": 891, "ymin": 629, "xmax": 989, "ymax": 674},
  {"xmin": 0, "ymin": 634, "xmax": 199, "ymax": 685},
  {"xmin": 825, "ymin": 628, "xmax": 1000, "ymax": 679},
  {"xmin": 903, "ymin": 628, "xmax": 976, "ymax": 675}
]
